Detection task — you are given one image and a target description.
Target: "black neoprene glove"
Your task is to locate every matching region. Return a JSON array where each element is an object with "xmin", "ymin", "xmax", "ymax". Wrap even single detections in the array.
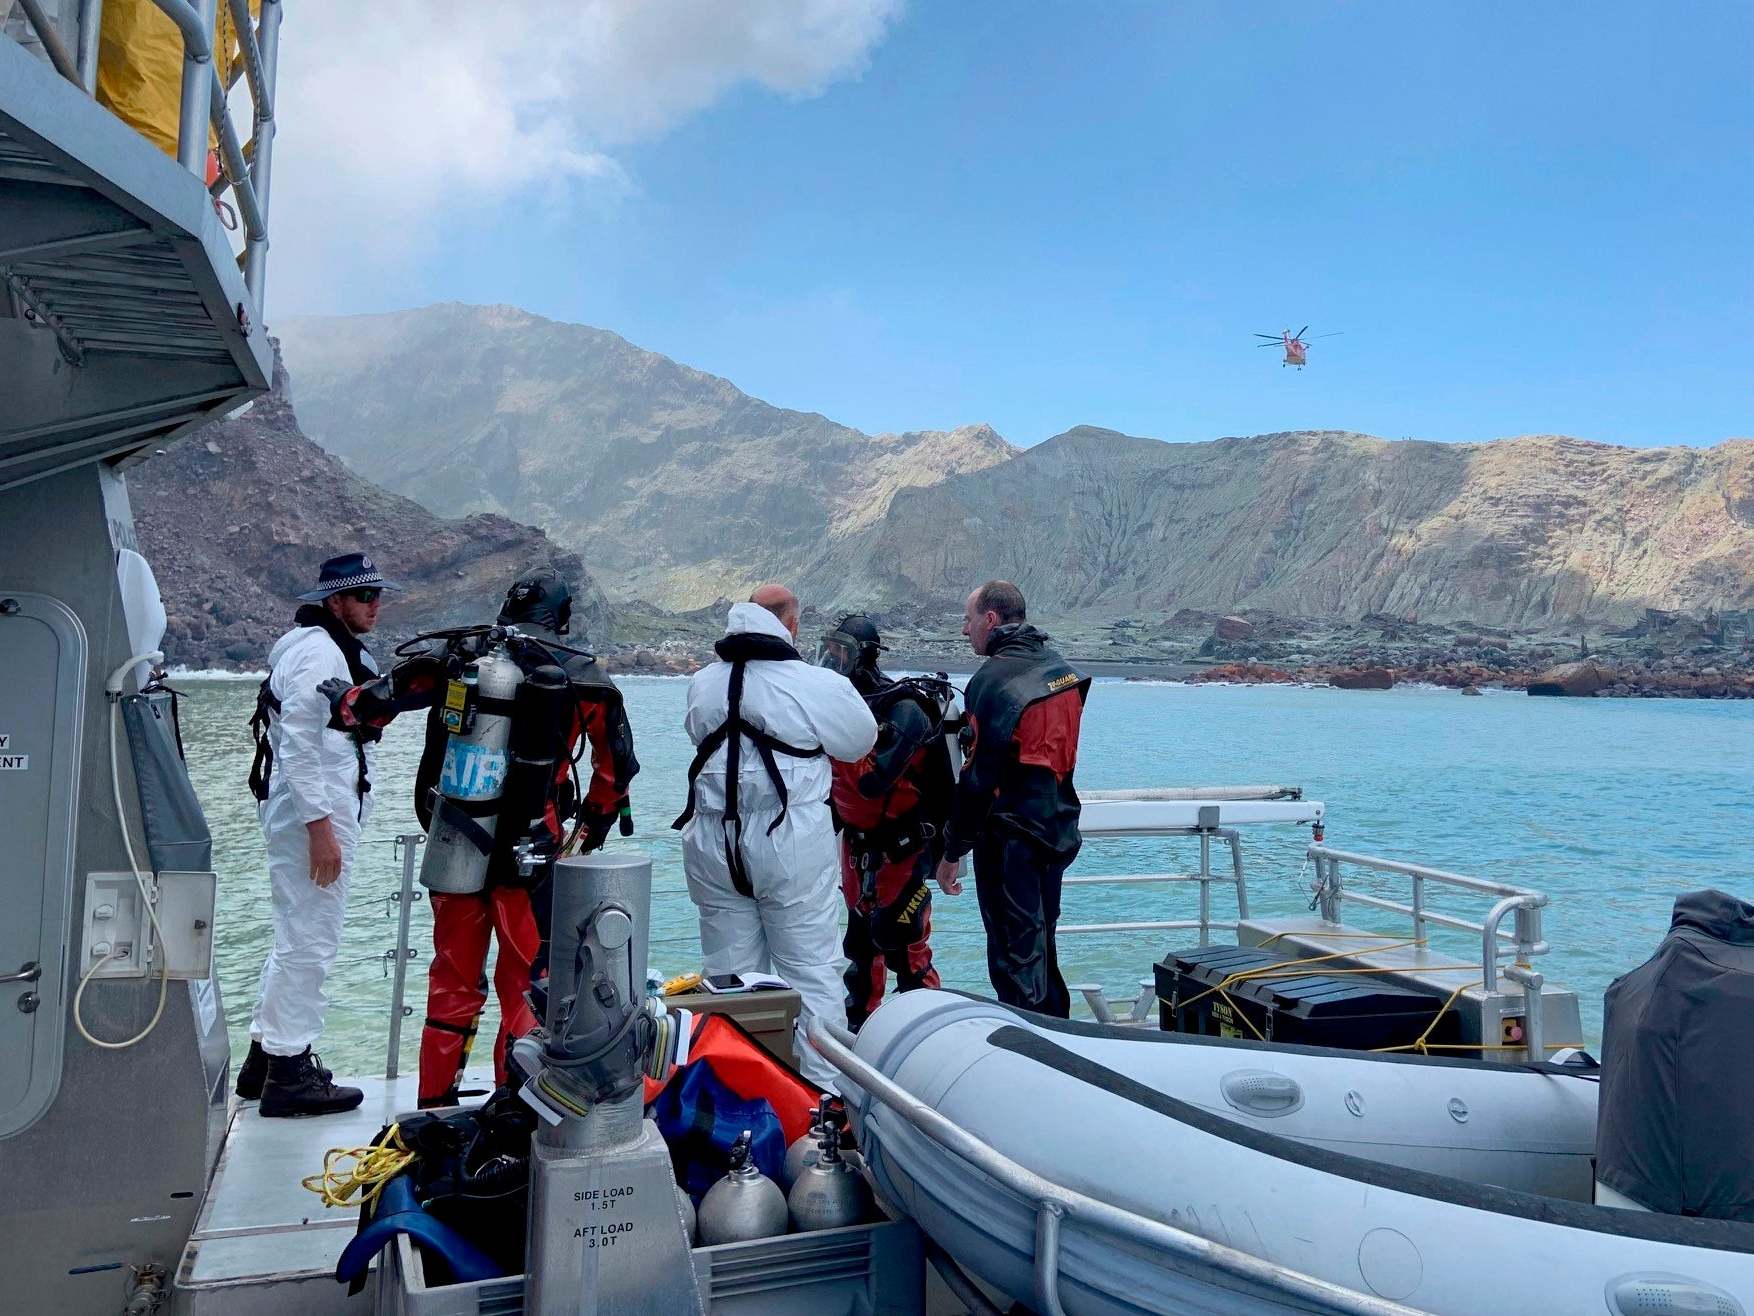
[{"xmin": 578, "ymin": 808, "xmax": 615, "ymax": 853}]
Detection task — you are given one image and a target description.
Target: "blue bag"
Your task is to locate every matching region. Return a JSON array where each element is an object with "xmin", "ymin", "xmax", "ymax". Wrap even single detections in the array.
[{"xmin": 653, "ymin": 1057, "xmax": 788, "ymax": 1201}]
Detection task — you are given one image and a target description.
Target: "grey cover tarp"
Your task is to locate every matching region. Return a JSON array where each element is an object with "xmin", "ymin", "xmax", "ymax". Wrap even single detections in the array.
[
  {"xmin": 1596, "ymin": 888, "xmax": 1754, "ymax": 1219},
  {"xmin": 122, "ymin": 688, "xmax": 213, "ymax": 874}
]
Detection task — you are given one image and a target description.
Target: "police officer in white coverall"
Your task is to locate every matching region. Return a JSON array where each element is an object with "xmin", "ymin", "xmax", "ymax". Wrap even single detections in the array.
[
  {"xmin": 237, "ymin": 553, "xmax": 401, "ymax": 1117},
  {"xmin": 676, "ymin": 585, "xmax": 877, "ymax": 1088}
]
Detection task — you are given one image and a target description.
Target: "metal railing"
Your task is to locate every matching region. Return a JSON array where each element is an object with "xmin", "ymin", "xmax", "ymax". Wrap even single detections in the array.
[
  {"xmin": 809, "ymin": 1017, "xmax": 1422, "ymax": 1316},
  {"xmin": 1061, "ymin": 825, "xmax": 1249, "ymax": 940},
  {"xmin": 383, "ymin": 832, "xmax": 423, "ymax": 1080},
  {"xmin": 336, "ymin": 832, "xmax": 425, "ymax": 1080},
  {"xmin": 1306, "ymin": 843, "xmax": 1552, "ymax": 1060},
  {"xmin": 7, "ymin": 0, "xmax": 282, "ymax": 306},
  {"xmin": 344, "ymin": 807, "xmax": 1559, "ymax": 1074},
  {"xmin": 1058, "ymin": 790, "xmax": 1324, "ymax": 1021}
]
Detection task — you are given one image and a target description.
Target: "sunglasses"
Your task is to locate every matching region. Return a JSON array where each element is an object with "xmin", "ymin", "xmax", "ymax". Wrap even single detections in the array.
[{"xmin": 344, "ymin": 587, "xmax": 383, "ymax": 604}]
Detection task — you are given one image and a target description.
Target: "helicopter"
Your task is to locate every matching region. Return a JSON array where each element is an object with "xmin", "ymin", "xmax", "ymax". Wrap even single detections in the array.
[{"xmin": 1255, "ymin": 326, "xmax": 1340, "ymax": 368}]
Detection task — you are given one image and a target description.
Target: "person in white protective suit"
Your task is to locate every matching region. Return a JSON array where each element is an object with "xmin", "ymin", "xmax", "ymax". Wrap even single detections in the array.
[
  {"xmin": 675, "ymin": 585, "xmax": 877, "ymax": 1088},
  {"xmin": 237, "ymin": 553, "xmax": 401, "ymax": 1117}
]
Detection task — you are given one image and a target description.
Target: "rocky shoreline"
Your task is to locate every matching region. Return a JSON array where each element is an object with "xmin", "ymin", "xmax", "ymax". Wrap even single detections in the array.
[
  {"xmin": 1188, "ymin": 660, "xmax": 1754, "ymax": 699},
  {"xmin": 594, "ymin": 604, "xmax": 1754, "ymax": 699}
]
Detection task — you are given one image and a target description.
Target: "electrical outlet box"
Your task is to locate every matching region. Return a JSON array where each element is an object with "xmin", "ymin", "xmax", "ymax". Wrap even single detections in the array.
[
  {"xmin": 81, "ymin": 873, "xmax": 151, "ymax": 980},
  {"xmin": 82, "ymin": 871, "xmax": 217, "ymax": 981}
]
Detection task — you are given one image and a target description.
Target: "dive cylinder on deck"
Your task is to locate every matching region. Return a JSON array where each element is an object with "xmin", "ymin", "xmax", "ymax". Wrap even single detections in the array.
[{"xmin": 419, "ymin": 642, "xmax": 524, "ymax": 894}]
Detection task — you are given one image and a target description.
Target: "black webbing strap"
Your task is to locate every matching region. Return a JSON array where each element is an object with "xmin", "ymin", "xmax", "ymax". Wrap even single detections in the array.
[
  {"xmin": 247, "ymin": 678, "xmax": 280, "ymax": 802},
  {"xmin": 475, "ymin": 693, "xmax": 519, "ymax": 718},
  {"xmin": 844, "ymin": 812, "xmax": 938, "ymax": 868},
  {"xmin": 670, "ymin": 659, "xmax": 823, "ymax": 898},
  {"xmin": 434, "ymin": 792, "xmax": 496, "ymax": 856}
]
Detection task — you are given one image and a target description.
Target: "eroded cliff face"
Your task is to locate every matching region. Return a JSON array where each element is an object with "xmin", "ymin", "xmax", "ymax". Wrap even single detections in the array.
[
  {"xmin": 812, "ymin": 427, "xmax": 1754, "ymax": 627},
  {"xmin": 276, "ymin": 304, "xmax": 1016, "ymax": 608},
  {"xmin": 128, "ymin": 347, "xmax": 610, "ymax": 670},
  {"xmin": 275, "ymin": 304, "xmax": 1754, "ymax": 629}
]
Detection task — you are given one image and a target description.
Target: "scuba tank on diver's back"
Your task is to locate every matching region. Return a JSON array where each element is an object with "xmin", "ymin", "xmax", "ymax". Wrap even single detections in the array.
[
  {"xmin": 419, "ymin": 638, "xmax": 525, "ymax": 894},
  {"xmin": 934, "ymin": 672, "xmax": 966, "ymax": 784}
]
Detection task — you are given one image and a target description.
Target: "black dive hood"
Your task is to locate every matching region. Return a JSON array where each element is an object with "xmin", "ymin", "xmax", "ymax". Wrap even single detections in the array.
[{"xmin": 498, "ymin": 571, "xmax": 573, "ymax": 636}]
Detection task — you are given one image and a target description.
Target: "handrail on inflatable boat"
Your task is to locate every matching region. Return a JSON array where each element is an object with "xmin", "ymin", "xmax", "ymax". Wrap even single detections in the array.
[{"xmin": 809, "ymin": 1019, "xmax": 1427, "ymax": 1316}]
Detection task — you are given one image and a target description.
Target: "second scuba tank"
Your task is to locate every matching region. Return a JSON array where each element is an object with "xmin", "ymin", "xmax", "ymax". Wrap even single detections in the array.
[
  {"xmin": 786, "ymin": 1109, "xmax": 871, "ymax": 1232},
  {"xmin": 491, "ymin": 662, "xmax": 572, "ymax": 879},
  {"xmin": 697, "ymin": 1130, "xmax": 788, "ymax": 1245},
  {"xmin": 419, "ymin": 640, "xmax": 525, "ymax": 893},
  {"xmin": 938, "ymin": 673, "xmax": 966, "ymax": 783},
  {"xmin": 783, "ymin": 1095, "xmax": 833, "ymax": 1188}
]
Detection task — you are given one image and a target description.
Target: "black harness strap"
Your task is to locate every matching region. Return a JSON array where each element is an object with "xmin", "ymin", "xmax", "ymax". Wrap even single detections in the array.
[
  {"xmin": 247, "ymin": 679, "xmax": 281, "ymax": 803},
  {"xmin": 250, "ymin": 612, "xmax": 384, "ymax": 817},
  {"xmin": 671, "ymin": 657, "xmax": 823, "ymax": 898},
  {"xmin": 433, "ymin": 792, "xmax": 498, "ymax": 856}
]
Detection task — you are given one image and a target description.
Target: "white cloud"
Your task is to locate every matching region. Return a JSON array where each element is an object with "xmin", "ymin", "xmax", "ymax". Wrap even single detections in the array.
[{"xmin": 260, "ymin": 0, "xmax": 902, "ymax": 307}]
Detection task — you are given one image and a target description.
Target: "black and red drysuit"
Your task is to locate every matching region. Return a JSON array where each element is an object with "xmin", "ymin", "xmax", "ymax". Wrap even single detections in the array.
[
  {"xmin": 410, "ymin": 618, "xmax": 637, "ymax": 1106},
  {"xmin": 331, "ymin": 586, "xmax": 637, "ymax": 1106},
  {"xmin": 940, "ymin": 623, "xmax": 1089, "ymax": 1018},
  {"xmin": 830, "ymin": 676, "xmax": 952, "ymax": 1029}
]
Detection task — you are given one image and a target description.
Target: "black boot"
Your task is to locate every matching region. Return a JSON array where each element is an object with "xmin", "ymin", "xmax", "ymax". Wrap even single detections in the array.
[
  {"xmin": 234, "ymin": 1040, "xmax": 268, "ymax": 1100},
  {"xmin": 259, "ymin": 1048, "xmax": 363, "ymax": 1118},
  {"xmin": 237, "ymin": 1040, "xmax": 333, "ymax": 1101}
]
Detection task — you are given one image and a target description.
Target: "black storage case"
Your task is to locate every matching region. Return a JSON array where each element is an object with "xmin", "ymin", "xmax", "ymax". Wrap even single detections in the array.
[{"xmin": 1156, "ymin": 943, "xmax": 1460, "ymax": 1052}]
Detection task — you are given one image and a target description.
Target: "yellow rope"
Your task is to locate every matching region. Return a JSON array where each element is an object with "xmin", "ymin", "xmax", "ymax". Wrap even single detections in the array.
[
  {"xmin": 1371, "ymin": 979, "xmax": 1481, "ymax": 1054},
  {"xmin": 300, "ymin": 1123, "xmax": 416, "ymax": 1210},
  {"xmin": 1171, "ymin": 933, "xmax": 1552, "ymax": 1056},
  {"xmin": 1213, "ymin": 986, "xmax": 1267, "ymax": 1040},
  {"xmin": 1237, "ymin": 963, "xmax": 1480, "ymax": 984},
  {"xmin": 1404, "ymin": 1041, "xmax": 1586, "ymax": 1053},
  {"xmin": 1176, "ymin": 940, "xmax": 1426, "ymax": 1012}
]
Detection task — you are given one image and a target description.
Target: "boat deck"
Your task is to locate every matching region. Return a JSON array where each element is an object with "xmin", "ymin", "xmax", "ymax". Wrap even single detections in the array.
[{"xmin": 175, "ymin": 1069, "xmax": 493, "ymax": 1316}]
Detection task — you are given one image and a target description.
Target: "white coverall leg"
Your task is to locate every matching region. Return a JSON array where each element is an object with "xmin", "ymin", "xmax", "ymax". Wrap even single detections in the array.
[
  {"xmin": 684, "ymin": 798, "xmax": 848, "ymax": 1089},
  {"xmin": 247, "ymin": 623, "xmax": 376, "ymax": 1057},
  {"xmin": 250, "ymin": 804, "xmax": 359, "ymax": 1054}
]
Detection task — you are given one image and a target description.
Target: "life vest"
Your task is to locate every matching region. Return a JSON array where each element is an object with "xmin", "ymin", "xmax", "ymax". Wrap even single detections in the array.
[
  {"xmin": 962, "ymin": 628, "xmax": 1090, "ymax": 778},
  {"xmin": 671, "ymin": 632, "xmax": 825, "ymax": 898}
]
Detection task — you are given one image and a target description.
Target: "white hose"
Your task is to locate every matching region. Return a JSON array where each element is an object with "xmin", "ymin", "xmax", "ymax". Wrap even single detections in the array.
[{"xmin": 72, "ymin": 654, "xmax": 171, "ymax": 1051}]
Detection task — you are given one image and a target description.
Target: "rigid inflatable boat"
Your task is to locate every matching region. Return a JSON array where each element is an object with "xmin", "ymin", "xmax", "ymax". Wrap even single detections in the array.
[{"xmin": 839, "ymin": 990, "xmax": 1754, "ymax": 1316}]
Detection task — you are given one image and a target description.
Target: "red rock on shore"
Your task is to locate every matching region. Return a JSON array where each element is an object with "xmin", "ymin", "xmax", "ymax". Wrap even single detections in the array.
[{"xmin": 1189, "ymin": 662, "xmax": 1297, "ymax": 684}]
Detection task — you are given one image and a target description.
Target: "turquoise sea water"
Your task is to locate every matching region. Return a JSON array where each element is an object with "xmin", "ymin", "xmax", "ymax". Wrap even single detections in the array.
[{"xmin": 175, "ymin": 675, "xmax": 1754, "ymax": 1078}]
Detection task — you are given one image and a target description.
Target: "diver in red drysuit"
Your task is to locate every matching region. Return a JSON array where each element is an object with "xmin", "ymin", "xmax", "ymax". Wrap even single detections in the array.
[{"xmin": 819, "ymin": 615, "xmax": 957, "ymax": 1030}]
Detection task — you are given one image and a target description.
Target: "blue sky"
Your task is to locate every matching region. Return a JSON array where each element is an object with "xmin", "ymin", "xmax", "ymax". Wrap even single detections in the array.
[{"xmin": 276, "ymin": 3, "xmax": 1754, "ymax": 449}]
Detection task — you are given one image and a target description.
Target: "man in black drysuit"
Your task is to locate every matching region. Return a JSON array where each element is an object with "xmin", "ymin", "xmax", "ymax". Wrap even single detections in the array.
[{"xmin": 936, "ymin": 580, "xmax": 1090, "ymax": 1017}]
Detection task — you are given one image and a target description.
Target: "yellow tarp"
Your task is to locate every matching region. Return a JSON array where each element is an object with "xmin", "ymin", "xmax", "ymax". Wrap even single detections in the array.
[{"xmin": 95, "ymin": 0, "xmax": 260, "ymax": 162}]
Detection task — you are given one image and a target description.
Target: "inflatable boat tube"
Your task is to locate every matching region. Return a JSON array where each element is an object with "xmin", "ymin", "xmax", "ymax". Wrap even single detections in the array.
[{"xmin": 843, "ymin": 990, "xmax": 1754, "ymax": 1316}]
